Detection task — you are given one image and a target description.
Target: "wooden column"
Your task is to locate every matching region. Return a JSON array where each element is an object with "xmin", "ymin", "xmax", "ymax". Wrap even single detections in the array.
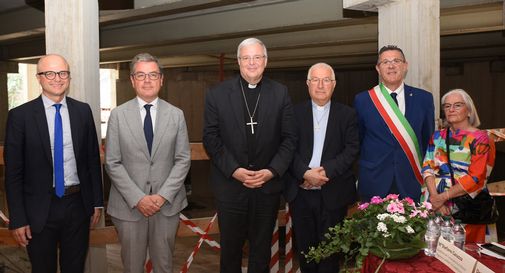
[
  {"xmin": 44, "ymin": 1, "xmax": 105, "ymax": 272},
  {"xmin": 344, "ymin": 0, "xmax": 440, "ymax": 119}
]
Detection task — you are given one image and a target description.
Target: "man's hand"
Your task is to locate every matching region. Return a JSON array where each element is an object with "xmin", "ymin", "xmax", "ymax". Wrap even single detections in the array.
[
  {"xmin": 151, "ymin": 194, "xmax": 167, "ymax": 208},
  {"xmin": 11, "ymin": 225, "xmax": 31, "ymax": 247},
  {"xmin": 303, "ymin": 167, "xmax": 329, "ymax": 187},
  {"xmin": 243, "ymin": 169, "xmax": 274, "ymax": 188},
  {"xmin": 232, "ymin": 168, "xmax": 256, "ymax": 183},
  {"xmin": 136, "ymin": 196, "xmax": 161, "ymax": 217},
  {"xmin": 90, "ymin": 208, "xmax": 102, "ymax": 228}
]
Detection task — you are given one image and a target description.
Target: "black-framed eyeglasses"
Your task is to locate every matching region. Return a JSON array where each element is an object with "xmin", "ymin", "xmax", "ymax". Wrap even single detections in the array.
[
  {"xmin": 442, "ymin": 102, "xmax": 466, "ymax": 111},
  {"xmin": 378, "ymin": 58, "xmax": 405, "ymax": 66},
  {"xmin": 37, "ymin": 71, "xmax": 70, "ymax": 80},
  {"xmin": 308, "ymin": 77, "xmax": 335, "ymax": 85},
  {"xmin": 238, "ymin": 55, "xmax": 266, "ymax": 63},
  {"xmin": 131, "ymin": 72, "xmax": 162, "ymax": 81}
]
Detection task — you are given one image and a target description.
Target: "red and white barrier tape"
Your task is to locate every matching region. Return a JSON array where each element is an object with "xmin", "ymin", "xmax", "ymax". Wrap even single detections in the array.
[
  {"xmin": 179, "ymin": 213, "xmax": 220, "ymax": 250},
  {"xmin": 0, "ymin": 210, "xmax": 9, "ymax": 224},
  {"xmin": 179, "ymin": 213, "xmax": 218, "ymax": 273},
  {"xmin": 270, "ymin": 219, "xmax": 280, "ymax": 273}
]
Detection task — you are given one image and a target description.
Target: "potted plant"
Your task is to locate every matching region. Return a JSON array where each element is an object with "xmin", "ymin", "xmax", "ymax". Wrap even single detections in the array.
[{"xmin": 305, "ymin": 194, "xmax": 431, "ymax": 272}]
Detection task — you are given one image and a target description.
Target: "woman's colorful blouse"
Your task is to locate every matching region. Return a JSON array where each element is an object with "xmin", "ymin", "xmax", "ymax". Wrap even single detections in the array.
[{"xmin": 421, "ymin": 128, "xmax": 495, "ymax": 202}]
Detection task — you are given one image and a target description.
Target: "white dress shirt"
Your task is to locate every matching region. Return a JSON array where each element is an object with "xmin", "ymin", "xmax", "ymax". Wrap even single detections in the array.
[
  {"xmin": 137, "ymin": 97, "xmax": 158, "ymax": 132},
  {"xmin": 384, "ymin": 82, "xmax": 406, "ymax": 115}
]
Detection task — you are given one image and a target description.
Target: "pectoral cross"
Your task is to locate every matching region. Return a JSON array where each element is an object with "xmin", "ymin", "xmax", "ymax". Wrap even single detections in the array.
[{"xmin": 246, "ymin": 117, "xmax": 258, "ymax": 134}]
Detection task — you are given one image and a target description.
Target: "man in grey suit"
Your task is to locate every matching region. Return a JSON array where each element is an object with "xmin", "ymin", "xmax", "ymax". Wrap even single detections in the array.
[{"xmin": 105, "ymin": 53, "xmax": 190, "ymax": 273}]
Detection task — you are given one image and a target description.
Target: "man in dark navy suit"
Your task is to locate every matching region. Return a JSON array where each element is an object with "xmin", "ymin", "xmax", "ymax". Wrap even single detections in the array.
[
  {"xmin": 354, "ymin": 45, "xmax": 435, "ymax": 202},
  {"xmin": 4, "ymin": 54, "xmax": 103, "ymax": 273}
]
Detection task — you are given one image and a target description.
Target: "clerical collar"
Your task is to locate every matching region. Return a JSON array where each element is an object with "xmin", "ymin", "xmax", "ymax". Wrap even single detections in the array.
[{"xmin": 240, "ymin": 76, "xmax": 261, "ymax": 90}]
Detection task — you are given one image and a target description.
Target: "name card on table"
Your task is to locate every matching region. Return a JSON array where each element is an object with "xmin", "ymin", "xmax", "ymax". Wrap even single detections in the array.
[
  {"xmin": 474, "ymin": 262, "xmax": 494, "ymax": 273},
  {"xmin": 435, "ymin": 237, "xmax": 477, "ymax": 273}
]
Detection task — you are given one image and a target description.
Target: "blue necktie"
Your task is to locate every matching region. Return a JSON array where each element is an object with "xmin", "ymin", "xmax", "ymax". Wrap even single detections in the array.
[
  {"xmin": 54, "ymin": 104, "xmax": 64, "ymax": 197},
  {"xmin": 391, "ymin": 92, "xmax": 399, "ymax": 106},
  {"xmin": 144, "ymin": 104, "xmax": 153, "ymax": 155}
]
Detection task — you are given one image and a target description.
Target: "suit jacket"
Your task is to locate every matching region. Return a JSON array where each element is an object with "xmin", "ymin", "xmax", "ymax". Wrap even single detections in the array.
[
  {"xmin": 105, "ymin": 98, "xmax": 190, "ymax": 221},
  {"xmin": 354, "ymin": 84, "xmax": 434, "ymax": 201},
  {"xmin": 284, "ymin": 100, "xmax": 360, "ymax": 209},
  {"xmin": 203, "ymin": 75, "xmax": 297, "ymax": 202},
  {"xmin": 4, "ymin": 96, "xmax": 103, "ymax": 233}
]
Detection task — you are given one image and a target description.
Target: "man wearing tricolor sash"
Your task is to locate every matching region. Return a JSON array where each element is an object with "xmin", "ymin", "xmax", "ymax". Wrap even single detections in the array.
[{"xmin": 354, "ymin": 45, "xmax": 435, "ymax": 202}]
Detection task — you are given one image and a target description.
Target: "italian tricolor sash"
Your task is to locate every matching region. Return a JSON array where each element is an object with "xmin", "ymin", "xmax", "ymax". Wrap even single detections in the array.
[{"xmin": 368, "ymin": 83, "xmax": 424, "ymax": 185}]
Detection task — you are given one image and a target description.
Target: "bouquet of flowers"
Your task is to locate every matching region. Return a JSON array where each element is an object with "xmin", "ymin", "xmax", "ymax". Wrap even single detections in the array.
[{"xmin": 305, "ymin": 194, "xmax": 431, "ymax": 271}]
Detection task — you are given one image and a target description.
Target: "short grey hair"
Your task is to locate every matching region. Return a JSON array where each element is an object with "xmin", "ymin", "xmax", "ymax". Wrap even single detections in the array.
[
  {"xmin": 236, "ymin": 38, "xmax": 268, "ymax": 59},
  {"xmin": 441, "ymin": 88, "xmax": 481, "ymax": 127},
  {"xmin": 307, "ymin": 63, "xmax": 335, "ymax": 81},
  {"xmin": 130, "ymin": 53, "xmax": 163, "ymax": 74}
]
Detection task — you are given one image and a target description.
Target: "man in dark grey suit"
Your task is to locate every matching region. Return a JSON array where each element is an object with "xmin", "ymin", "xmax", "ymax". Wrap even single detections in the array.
[
  {"xmin": 203, "ymin": 37, "xmax": 296, "ymax": 273},
  {"xmin": 4, "ymin": 54, "xmax": 103, "ymax": 273},
  {"xmin": 105, "ymin": 53, "xmax": 190, "ymax": 273}
]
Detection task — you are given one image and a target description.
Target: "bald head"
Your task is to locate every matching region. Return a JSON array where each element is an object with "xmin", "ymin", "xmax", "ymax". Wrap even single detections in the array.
[{"xmin": 37, "ymin": 54, "xmax": 69, "ymax": 73}]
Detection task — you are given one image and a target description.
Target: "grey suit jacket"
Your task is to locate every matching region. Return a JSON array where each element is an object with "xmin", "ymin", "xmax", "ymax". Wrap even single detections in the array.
[{"xmin": 105, "ymin": 98, "xmax": 190, "ymax": 221}]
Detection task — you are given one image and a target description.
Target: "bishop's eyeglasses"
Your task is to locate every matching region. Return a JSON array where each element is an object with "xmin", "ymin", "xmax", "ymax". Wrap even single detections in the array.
[
  {"xmin": 238, "ymin": 55, "xmax": 266, "ymax": 63},
  {"xmin": 37, "ymin": 71, "xmax": 70, "ymax": 80},
  {"xmin": 131, "ymin": 72, "xmax": 162, "ymax": 81}
]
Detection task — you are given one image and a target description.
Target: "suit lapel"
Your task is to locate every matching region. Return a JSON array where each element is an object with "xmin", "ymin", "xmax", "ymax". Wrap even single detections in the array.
[
  {"xmin": 404, "ymin": 85, "xmax": 415, "ymax": 122},
  {"xmin": 256, "ymin": 79, "xmax": 273, "ymax": 140},
  {"xmin": 33, "ymin": 96, "xmax": 52, "ymax": 164},
  {"xmin": 229, "ymin": 77, "xmax": 246, "ymax": 139},
  {"xmin": 322, "ymin": 101, "xmax": 336, "ymax": 156},
  {"xmin": 300, "ymin": 101, "xmax": 314, "ymax": 162},
  {"xmin": 66, "ymin": 98, "xmax": 82, "ymax": 160},
  {"xmin": 124, "ymin": 99, "xmax": 151, "ymax": 160},
  {"xmin": 151, "ymin": 101, "xmax": 170, "ymax": 158}
]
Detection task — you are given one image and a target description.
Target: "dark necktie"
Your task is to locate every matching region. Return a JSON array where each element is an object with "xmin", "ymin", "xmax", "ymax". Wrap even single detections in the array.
[
  {"xmin": 391, "ymin": 92, "xmax": 399, "ymax": 106},
  {"xmin": 144, "ymin": 104, "xmax": 153, "ymax": 155},
  {"xmin": 53, "ymin": 104, "xmax": 64, "ymax": 197}
]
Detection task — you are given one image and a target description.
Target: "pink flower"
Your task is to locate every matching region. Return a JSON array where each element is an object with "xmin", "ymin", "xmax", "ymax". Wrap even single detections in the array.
[
  {"xmin": 370, "ymin": 196, "xmax": 383, "ymax": 204},
  {"xmin": 358, "ymin": 203, "xmax": 369, "ymax": 210},
  {"xmin": 422, "ymin": 201, "xmax": 432, "ymax": 210},
  {"xmin": 386, "ymin": 194, "xmax": 399, "ymax": 200},
  {"xmin": 404, "ymin": 197, "xmax": 415, "ymax": 206},
  {"xmin": 386, "ymin": 202, "xmax": 405, "ymax": 214}
]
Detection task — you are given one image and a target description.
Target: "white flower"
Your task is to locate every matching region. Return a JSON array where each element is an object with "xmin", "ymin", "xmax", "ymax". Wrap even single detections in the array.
[
  {"xmin": 377, "ymin": 213, "xmax": 389, "ymax": 221},
  {"xmin": 377, "ymin": 222, "xmax": 388, "ymax": 233},
  {"xmin": 406, "ymin": 226, "xmax": 415, "ymax": 234},
  {"xmin": 392, "ymin": 214, "xmax": 406, "ymax": 224}
]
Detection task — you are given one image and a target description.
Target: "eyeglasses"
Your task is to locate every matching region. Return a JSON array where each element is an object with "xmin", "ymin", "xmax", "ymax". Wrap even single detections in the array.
[
  {"xmin": 378, "ymin": 58, "xmax": 405, "ymax": 66},
  {"xmin": 37, "ymin": 71, "xmax": 70, "ymax": 80},
  {"xmin": 442, "ymin": 102, "xmax": 466, "ymax": 111},
  {"xmin": 308, "ymin": 77, "xmax": 335, "ymax": 85},
  {"xmin": 238, "ymin": 55, "xmax": 266, "ymax": 63},
  {"xmin": 131, "ymin": 72, "xmax": 162, "ymax": 81}
]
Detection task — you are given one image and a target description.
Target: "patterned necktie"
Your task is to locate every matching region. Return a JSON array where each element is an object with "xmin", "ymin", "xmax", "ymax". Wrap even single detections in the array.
[
  {"xmin": 144, "ymin": 104, "xmax": 153, "ymax": 154},
  {"xmin": 391, "ymin": 92, "xmax": 399, "ymax": 106},
  {"xmin": 53, "ymin": 104, "xmax": 64, "ymax": 197}
]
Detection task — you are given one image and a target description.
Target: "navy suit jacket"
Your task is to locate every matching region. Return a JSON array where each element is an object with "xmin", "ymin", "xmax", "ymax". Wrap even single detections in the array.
[
  {"xmin": 203, "ymin": 75, "xmax": 297, "ymax": 202},
  {"xmin": 4, "ymin": 96, "xmax": 103, "ymax": 233},
  {"xmin": 354, "ymin": 84, "xmax": 434, "ymax": 202},
  {"xmin": 284, "ymin": 99, "xmax": 360, "ymax": 210}
]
